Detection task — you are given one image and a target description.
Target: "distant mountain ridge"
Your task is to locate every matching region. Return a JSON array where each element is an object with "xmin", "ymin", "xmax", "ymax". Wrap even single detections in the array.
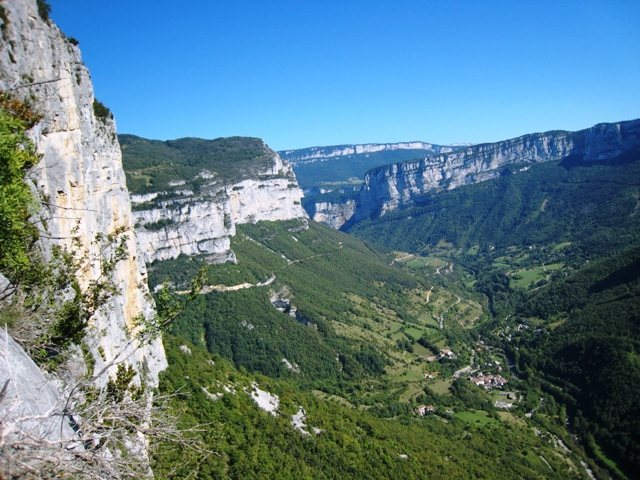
[
  {"xmin": 279, "ymin": 141, "xmax": 467, "ymax": 189},
  {"xmin": 356, "ymin": 119, "xmax": 640, "ymax": 220},
  {"xmin": 303, "ymin": 119, "xmax": 640, "ymax": 229},
  {"xmin": 280, "ymin": 141, "xmax": 461, "ymax": 164}
]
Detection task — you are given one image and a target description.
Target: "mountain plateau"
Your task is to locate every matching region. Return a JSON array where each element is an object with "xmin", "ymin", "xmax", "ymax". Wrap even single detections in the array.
[
  {"xmin": 119, "ymin": 135, "xmax": 307, "ymax": 264},
  {"xmin": 302, "ymin": 120, "xmax": 640, "ymax": 229}
]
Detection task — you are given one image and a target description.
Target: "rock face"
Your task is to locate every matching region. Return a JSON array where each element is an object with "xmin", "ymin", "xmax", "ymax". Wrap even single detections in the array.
[
  {"xmin": 281, "ymin": 141, "xmax": 466, "ymax": 227},
  {"xmin": 349, "ymin": 120, "xmax": 640, "ymax": 223},
  {"xmin": 0, "ymin": 328, "xmax": 79, "ymax": 454},
  {"xmin": 280, "ymin": 141, "xmax": 458, "ymax": 165},
  {"xmin": 132, "ymin": 149, "xmax": 306, "ymax": 264},
  {"xmin": 0, "ymin": 0, "xmax": 165, "ymax": 423},
  {"xmin": 309, "ymin": 200, "xmax": 358, "ymax": 229}
]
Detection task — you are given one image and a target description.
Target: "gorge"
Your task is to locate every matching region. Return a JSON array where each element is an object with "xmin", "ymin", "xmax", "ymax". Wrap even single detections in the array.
[
  {"xmin": 1, "ymin": 1, "xmax": 639, "ymax": 479},
  {"xmin": 299, "ymin": 120, "xmax": 640, "ymax": 229}
]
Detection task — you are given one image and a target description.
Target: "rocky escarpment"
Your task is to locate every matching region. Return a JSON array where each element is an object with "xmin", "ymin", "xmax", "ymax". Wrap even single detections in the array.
[
  {"xmin": 353, "ymin": 120, "xmax": 640, "ymax": 222},
  {"xmin": 309, "ymin": 200, "xmax": 358, "ymax": 229},
  {"xmin": 127, "ymin": 142, "xmax": 306, "ymax": 264},
  {"xmin": 280, "ymin": 141, "xmax": 458, "ymax": 165},
  {"xmin": 0, "ymin": 0, "xmax": 166, "ymax": 472},
  {"xmin": 281, "ymin": 141, "xmax": 466, "ymax": 227}
]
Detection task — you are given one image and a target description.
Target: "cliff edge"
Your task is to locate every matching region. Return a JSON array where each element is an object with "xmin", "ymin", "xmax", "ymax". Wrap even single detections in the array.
[
  {"xmin": 120, "ymin": 134, "xmax": 307, "ymax": 264},
  {"xmin": 0, "ymin": 0, "xmax": 166, "ymax": 476}
]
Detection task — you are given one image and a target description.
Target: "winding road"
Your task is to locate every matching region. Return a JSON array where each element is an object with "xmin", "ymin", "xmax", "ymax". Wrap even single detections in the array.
[
  {"xmin": 176, "ymin": 274, "xmax": 276, "ymax": 295},
  {"xmin": 438, "ymin": 294, "xmax": 461, "ymax": 330}
]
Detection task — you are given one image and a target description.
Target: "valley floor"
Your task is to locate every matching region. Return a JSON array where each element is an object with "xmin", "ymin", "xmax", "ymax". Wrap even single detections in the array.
[{"xmin": 148, "ymin": 219, "xmax": 624, "ymax": 479}]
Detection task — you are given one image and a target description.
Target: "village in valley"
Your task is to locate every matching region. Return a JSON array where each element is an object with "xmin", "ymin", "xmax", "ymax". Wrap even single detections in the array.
[{"xmin": 416, "ymin": 335, "xmax": 517, "ymax": 417}]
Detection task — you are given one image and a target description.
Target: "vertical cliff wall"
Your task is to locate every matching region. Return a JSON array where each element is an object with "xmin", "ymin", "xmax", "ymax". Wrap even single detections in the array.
[
  {"xmin": 131, "ymin": 146, "xmax": 307, "ymax": 264},
  {"xmin": 0, "ymin": 0, "xmax": 166, "ymax": 386},
  {"xmin": 309, "ymin": 200, "xmax": 357, "ymax": 229},
  {"xmin": 354, "ymin": 120, "xmax": 640, "ymax": 221}
]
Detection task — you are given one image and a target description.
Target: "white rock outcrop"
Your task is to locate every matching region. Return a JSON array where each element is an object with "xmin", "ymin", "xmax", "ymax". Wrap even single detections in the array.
[
  {"xmin": 247, "ymin": 382, "xmax": 279, "ymax": 416},
  {"xmin": 291, "ymin": 407, "xmax": 310, "ymax": 435},
  {"xmin": 0, "ymin": 328, "xmax": 79, "ymax": 449},
  {"xmin": 133, "ymin": 150, "xmax": 306, "ymax": 264},
  {"xmin": 311, "ymin": 200, "xmax": 357, "ymax": 229},
  {"xmin": 355, "ymin": 120, "xmax": 640, "ymax": 221},
  {"xmin": 0, "ymin": 0, "xmax": 166, "ymax": 397},
  {"xmin": 135, "ymin": 194, "xmax": 236, "ymax": 263}
]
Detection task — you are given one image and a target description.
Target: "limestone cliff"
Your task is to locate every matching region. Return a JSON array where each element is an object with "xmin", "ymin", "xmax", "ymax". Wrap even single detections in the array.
[
  {"xmin": 309, "ymin": 200, "xmax": 357, "ymax": 229},
  {"xmin": 280, "ymin": 140, "xmax": 464, "ymax": 193},
  {"xmin": 281, "ymin": 141, "xmax": 471, "ymax": 227},
  {"xmin": 127, "ymin": 141, "xmax": 307, "ymax": 264},
  {"xmin": 0, "ymin": 0, "xmax": 166, "ymax": 460},
  {"xmin": 352, "ymin": 120, "xmax": 640, "ymax": 222},
  {"xmin": 280, "ymin": 141, "xmax": 458, "ymax": 165},
  {"xmin": 0, "ymin": 328, "xmax": 79, "ymax": 472}
]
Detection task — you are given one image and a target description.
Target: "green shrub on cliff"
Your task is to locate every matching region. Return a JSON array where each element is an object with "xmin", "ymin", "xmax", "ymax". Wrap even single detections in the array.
[{"xmin": 0, "ymin": 96, "xmax": 40, "ymax": 284}]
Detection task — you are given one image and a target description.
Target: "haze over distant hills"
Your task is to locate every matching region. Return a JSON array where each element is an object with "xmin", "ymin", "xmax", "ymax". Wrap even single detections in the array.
[
  {"xmin": 279, "ymin": 141, "xmax": 466, "ymax": 188},
  {"xmin": 297, "ymin": 119, "xmax": 640, "ymax": 229}
]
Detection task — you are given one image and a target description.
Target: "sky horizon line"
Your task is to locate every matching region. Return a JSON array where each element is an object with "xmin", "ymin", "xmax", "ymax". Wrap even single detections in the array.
[
  {"xmin": 50, "ymin": 1, "xmax": 640, "ymax": 151},
  {"xmin": 117, "ymin": 114, "xmax": 640, "ymax": 152}
]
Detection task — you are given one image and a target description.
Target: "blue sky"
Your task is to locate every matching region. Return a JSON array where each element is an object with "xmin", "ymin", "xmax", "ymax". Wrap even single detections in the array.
[{"xmin": 50, "ymin": 1, "xmax": 640, "ymax": 150}]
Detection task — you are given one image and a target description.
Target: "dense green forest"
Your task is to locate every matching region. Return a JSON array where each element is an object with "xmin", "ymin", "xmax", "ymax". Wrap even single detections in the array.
[
  {"xmin": 119, "ymin": 134, "xmax": 280, "ymax": 193},
  {"xmin": 152, "ymin": 336, "xmax": 589, "ymax": 479},
  {"xmin": 514, "ymin": 246, "xmax": 640, "ymax": 476}
]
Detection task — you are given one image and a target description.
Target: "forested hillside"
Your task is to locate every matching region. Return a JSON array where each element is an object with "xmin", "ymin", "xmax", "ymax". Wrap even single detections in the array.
[
  {"xmin": 346, "ymin": 151, "xmax": 640, "ymax": 478},
  {"xmin": 514, "ymin": 246, "xmax": 640, "ymax": 476},
  {"xmin": 149, "ymin": 220, "xmax": 427, "ymax": 395},
  {"xmin": 119, "ymin": 134, "xmax": 277, "ymax": 193},
  {"xmin": 348, "ymin": 151, "xmax": 640, "ymax": 258},
  {"xmin": 152, "ymin": 336, "xmax": 589, "ymax": 479},
  {"xmin": 147, "ymin": 219, "xmax": 596, "ymax": 478}
]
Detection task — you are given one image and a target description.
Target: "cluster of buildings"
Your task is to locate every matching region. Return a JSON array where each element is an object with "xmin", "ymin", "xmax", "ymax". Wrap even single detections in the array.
[
  {"xmin": 436, "ymin": 349, "xmax": 456, "ymax": 361},
  {"xmin": 415, "ymin": 404, "xmax": 437, "ymax": 416},
  {"xmin": 470, "ymin": 373, "xmax": 507, "ymax": 389}
]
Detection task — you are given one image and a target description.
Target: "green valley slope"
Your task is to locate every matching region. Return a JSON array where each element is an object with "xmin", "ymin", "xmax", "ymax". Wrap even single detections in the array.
[
  {"xmin": 346, "ymin": 149, "xmax": 640, "ymax": 478},
  {"xmin": 145, "ymin": 218, "xmax": 599, "ymax": 479},
  {"xmin": 149, "ymin": 219, "xmax": 466, "ymax": 404},
  {"xmin": 152, "ymin": 335, "xmax": 590, "ymax": 479},
  {"xmin": 121, "ymin": 133, "xmax": 603, "ymax": 478}
]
